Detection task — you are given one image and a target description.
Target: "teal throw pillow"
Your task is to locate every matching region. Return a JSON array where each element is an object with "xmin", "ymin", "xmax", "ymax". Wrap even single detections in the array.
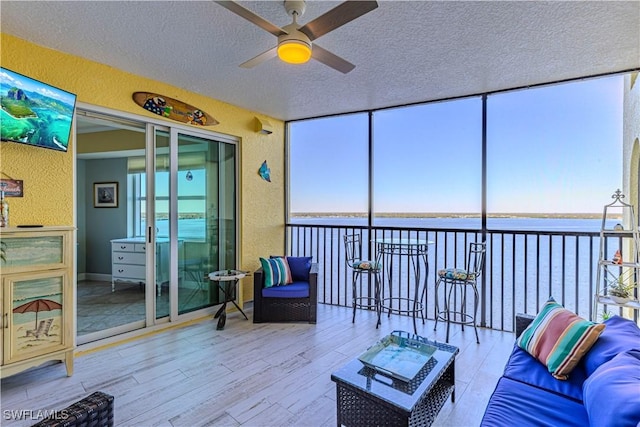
[{"xmin": 260, "ymin": 257, "xmax": 292, "ymax": 288}]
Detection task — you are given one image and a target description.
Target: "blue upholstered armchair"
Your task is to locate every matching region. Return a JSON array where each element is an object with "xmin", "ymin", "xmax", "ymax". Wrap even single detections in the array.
[{"xmin": 253, "ymin": 256, "xmax": 318, "ymax": 324}]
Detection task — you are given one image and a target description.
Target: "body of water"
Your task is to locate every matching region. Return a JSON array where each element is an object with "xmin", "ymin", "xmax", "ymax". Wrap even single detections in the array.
[
  {"xmin": 150, "ymin": 216, "xmax": 617, "ymax": 240},
  {"xmin": 290, "ymin": 215, "xmax": 615, "ymax": 232},
  {"xmin": 286, "ymin": 215, "xmax": 632, "ymax": 327}
]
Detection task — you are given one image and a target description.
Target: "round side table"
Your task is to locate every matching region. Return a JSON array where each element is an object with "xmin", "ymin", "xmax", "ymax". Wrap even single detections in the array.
[{"xmin": 208, "ymin": 270, "xmax": 249, "ymax": 330}]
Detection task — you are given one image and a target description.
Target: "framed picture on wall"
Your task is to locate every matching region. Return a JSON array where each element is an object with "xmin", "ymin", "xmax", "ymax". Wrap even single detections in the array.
[{"xmin": 94, "ymin": 182, "xmax": 118, "ymax": 208}]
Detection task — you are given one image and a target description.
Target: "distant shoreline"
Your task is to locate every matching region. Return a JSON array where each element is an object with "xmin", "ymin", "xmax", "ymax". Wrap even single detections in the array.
[
  {"xmin": 147, "ymin": 212, "xmax": 618, "ymax": 220},
  {"xmin": 290, "ymin": 212, "xmax": 612, "ymax": 219}
]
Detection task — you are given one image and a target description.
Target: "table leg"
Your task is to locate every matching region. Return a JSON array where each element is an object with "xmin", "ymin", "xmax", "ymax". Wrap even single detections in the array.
[
  {"xmin": 229, "ymin": 299, "xmax": 249, "ymax": 320},
  {"xmin": 449, "ymin": 361, "xmax": 456, "ymax": 403},
  {"xmin": 214, "ymin": 302, "xmax": 226, "ymax": 319},
  {"xmin": 216, "ymin": 310, "xmax": 227, "ymax": 330},
  {"xmin": 386, "ymin": 254, "xmax": 393, "ymax": 318},
  {"xmin": 214, "ymin": 282, "xmax": 229, "ymax": 330},
  {"xmin": 214, "ymin": 279, "xmax": 248, "ymax": 328}
]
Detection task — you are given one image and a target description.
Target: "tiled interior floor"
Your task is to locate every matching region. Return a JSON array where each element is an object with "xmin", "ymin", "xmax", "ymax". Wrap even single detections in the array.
[
  {"xmin": 76, "ymin": 280, "xmax": 218, "ymax": 335},
  {"xmin": 77, "ymin": 281, "xmax": 145, "ymax": 334}
]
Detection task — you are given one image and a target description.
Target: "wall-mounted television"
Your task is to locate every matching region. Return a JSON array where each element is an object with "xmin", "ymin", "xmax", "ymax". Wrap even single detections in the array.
[{"xmin": 0, "ymin": 67, "xmax": 77, "ymax": 152}]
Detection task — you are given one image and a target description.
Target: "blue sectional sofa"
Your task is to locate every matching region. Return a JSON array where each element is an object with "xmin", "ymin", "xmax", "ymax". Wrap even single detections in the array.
[{"xmin": 481, "ymin": 314, "xmax": 640, "ymax": 427}]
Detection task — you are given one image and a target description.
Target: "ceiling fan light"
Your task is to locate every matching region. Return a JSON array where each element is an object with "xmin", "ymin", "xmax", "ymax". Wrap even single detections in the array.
[{"xmin": 277, "ymin": 40, "xmax": 312, "ymax": 64}]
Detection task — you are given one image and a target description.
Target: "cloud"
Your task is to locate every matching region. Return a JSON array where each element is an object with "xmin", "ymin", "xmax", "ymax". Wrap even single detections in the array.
[{"xmin": 0, "ymin": 70, "xmax": 20, "ymax": 85}]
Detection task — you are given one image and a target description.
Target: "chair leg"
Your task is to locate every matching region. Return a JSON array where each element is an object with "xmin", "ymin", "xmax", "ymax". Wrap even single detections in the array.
[
  {"xmin": 434, "ymin": 278, "xmax": 441, "ymax": 331},
  {"xmin": 352, "ymin": 272, "xmax": 357, "ymax": 324},
  {"xmin": 472, "ymin": 282, "xmax": 480, "ymax": 344},
  {"xmin": 350, "ymin": 269, "xmax": 383, "ymax": 328},
  {"xmin": 386, "ymin": 267, "xmax": 393, "ymax": 319},
  {"xmin": 461, "ymin": 284, "xmax": 467, "ymax": 332},
  {"xmin": 445, "ymin": 281, "xmax": 454, "ymax": 343},
  {"xmin": 437, "ymin": 277, "xmax": 481, "ymax": 344},
  {"xmin": 375, "ymin": 272, "xmax": 381, "ymax": 329}
]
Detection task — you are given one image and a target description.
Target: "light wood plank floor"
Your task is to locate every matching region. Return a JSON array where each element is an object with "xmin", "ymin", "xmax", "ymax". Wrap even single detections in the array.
[{"xmin": 1, "ymin": 304, "xmax": 516, "ymax": 427}]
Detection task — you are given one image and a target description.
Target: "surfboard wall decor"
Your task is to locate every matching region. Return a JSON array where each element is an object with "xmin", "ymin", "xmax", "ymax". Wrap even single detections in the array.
[{"xmin": 132, "ymin": 92, "xmax": 219, "ymax": 126}]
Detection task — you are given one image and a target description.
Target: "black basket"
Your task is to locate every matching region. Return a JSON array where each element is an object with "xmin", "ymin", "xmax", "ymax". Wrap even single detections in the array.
[{"xmin": 32, "ymin": 391, "xmax": 114, "ymax": 427}]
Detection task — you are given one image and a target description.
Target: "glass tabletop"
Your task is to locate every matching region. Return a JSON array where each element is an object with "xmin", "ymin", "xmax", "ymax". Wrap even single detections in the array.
[
  {"xmin": 375, "ymin": 238, "xmax": 434, "ymax": 256},
  {"xmin": 208, "ymin": 270, "xmax": 246, "ymax": 281},
  {"xmin": 374, "ymin": 238, "xmax": 435, "ymax": 246},
  {"xmin": 331, "ymin": 331, "xmax": 458, "ymax": 412}
]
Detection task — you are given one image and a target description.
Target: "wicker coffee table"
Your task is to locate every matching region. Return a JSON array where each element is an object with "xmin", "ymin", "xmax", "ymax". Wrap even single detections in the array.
[{"xmin": 331, "ymin": 331, "xmax": 459, "ymax": 426}]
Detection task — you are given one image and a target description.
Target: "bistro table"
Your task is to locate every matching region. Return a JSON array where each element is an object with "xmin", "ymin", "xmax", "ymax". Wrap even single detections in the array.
[
  {"xmin": 208, "ymin": 269, "xmax": 249, "ymax": 330},
  {"xmin": 331, "ymin": 330, "xmax": 459, "ymax": 426},
  {"xmin": 374, "ymin": 238, "xmax": 434, "ymax": 334}
]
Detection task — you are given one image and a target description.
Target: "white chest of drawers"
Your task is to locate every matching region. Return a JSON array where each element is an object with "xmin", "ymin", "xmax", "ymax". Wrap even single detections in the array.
[{"xmin": 111, "ymin": 237, "xmax": 170, "ymax": 295}]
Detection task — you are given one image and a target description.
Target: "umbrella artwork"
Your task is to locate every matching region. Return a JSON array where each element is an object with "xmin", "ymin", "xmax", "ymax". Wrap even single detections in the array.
[{"xmin": 13, "ymin": 298, "xmax": 62, "ymax": 330}]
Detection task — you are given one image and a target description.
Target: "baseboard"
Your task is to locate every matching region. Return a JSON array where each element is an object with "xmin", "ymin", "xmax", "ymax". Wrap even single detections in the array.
[{"xmin": 83, "ymin": 273, "xmax": 112, "ymax": 282}]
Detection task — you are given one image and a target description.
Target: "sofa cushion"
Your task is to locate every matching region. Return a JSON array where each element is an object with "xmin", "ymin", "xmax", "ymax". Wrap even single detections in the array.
[
  {"xmin": 581, "ymin": 315, "xmax": 640, "ymax": 376},
  {"xmin": 583, "ymin": 349, "xmax": 640, "ymax": 427},
  {"xmin": 286, "ymin": 256, "xmax": 313, "ymax": 281},
  {"xmin": 517, "ymin": 297, "xmax": 605, "ymax": 379},
  {"xmin": 261, "ymin": 281, "xmax": 309, "ymax": 298},
  {"xmin": 503, "ymin": 344, "xmax": 587, "ymax": 402},
  {"xmin": 480, "ymin": 376, "xmax": 590, "ymax": 427},
  {"xmin": 260, "ymin": 257, "xmax": 292, "ymax": 288}
]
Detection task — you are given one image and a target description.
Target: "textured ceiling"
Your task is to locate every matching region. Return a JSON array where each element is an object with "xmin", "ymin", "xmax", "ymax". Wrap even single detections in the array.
[{"xmin": 1, "ymin": 1, "xmax": 639, "ymax": 121}]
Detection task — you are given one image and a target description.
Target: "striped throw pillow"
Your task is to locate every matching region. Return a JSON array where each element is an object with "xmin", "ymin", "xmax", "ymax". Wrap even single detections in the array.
[
  {"xmin": 517, "ymin": 298, "xmax": 605, "ymax": 380},
  {"xmin": 260, "ymin": 257, "xmax": 293, "ymax": 288}
]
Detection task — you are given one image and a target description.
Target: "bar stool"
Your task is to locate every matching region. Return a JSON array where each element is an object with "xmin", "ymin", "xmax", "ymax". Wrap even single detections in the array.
[
  {"xmin": 434, "ymin": 241, "xmax": 486, "ymax": 343},
  {"xmin": 344, "ymin": 234, "xmax": 382, "ymax": 328}
]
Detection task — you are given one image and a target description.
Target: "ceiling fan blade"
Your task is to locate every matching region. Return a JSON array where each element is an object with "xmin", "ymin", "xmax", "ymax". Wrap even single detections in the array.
[
  {"xmin": 240, "ymin": 47, "xmax": 278, "ymax": 69},
  {"xmin": 214, "ymin": 1, "xmax": 286, "ymax": 37},
  {"xmin": 312, "ymin": 44, "xmax": 355, "ymax": 74},
  {"xmin": 298, "ymin": 1, "xmax": 378, "ymax": 41}
]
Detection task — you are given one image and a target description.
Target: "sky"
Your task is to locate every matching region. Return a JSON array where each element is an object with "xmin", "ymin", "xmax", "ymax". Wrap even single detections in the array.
[
  {"xmin": 0, "ymin": 67, "xmax": 76, "ymax": 106},
  {"xmin": 289, "ymin": 74, "xmax": 626, "ymax": 215}
]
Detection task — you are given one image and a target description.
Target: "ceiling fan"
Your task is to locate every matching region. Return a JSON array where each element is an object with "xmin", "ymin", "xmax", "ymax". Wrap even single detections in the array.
[{"xmin": 214, "ymin": 0, "xmax": 378, "ymax": 74}]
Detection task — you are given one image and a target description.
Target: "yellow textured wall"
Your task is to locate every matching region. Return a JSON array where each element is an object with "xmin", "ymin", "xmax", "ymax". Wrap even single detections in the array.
[
  {"xmin": 76, "ymin": 130, "xmax": 145, "ymax": 154},
  {"xmin": 0, "ymin": 138, "xmax": 74, "ymax": 225},
  {"xmin": 1, "ymin": 34, "xmax": 285, "ymax": 300}
]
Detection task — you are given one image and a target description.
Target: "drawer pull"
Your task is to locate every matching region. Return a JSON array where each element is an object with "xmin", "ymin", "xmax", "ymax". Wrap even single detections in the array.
[
  {"xmin": 118, "ymin": 256, "xmax": 124, "ymax": 260},
  {"xmin": 120, "ymin": 245, "xmax": 127, "ymax": 249},
  {"xmin": 118, "ymin": 269, "xmax": 125, "ymax": 273},
  {"xmin": 4, "ymin": 313, "xmax": 8, "ymax": 329}
]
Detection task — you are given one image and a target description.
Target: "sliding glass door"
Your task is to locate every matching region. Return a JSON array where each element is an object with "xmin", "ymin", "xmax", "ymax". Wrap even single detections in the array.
[
  {"xmin": 76, "ymin": 113, "xmax": 148, "ymax": 343},
  {"xmin": 76, "ymin": 107, "xmax": 237, "ymax": 344},
  {"xmin": 146, "ymin": 127, "xmax": 239, "ymax": 320},
  {"xmin": 174, "ymin": 132, "xmax": 237, "ymax": 315}
]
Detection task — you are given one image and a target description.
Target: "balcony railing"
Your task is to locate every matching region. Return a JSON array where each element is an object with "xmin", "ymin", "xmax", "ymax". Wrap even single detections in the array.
[{"xmin": 286, "ymin": 223, "xmax": 637, "ymax": 332}]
